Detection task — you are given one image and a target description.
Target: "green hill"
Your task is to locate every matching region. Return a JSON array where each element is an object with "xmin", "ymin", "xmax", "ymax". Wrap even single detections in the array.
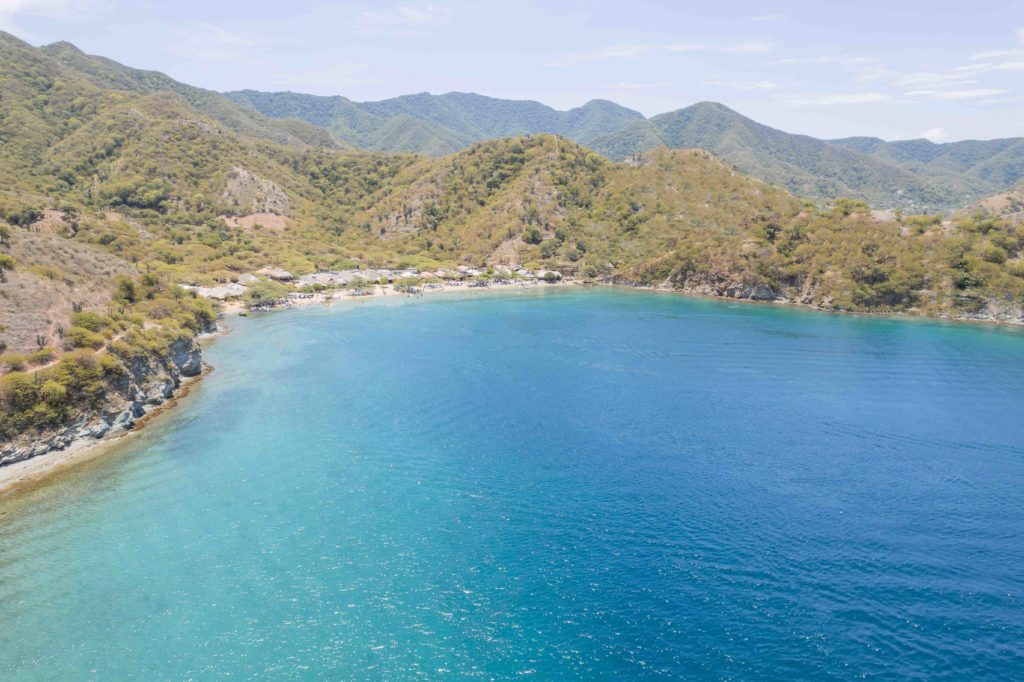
[
  {"xmin": 2, "ymin": 28, "xmax": 1023, "ymax": 441},
  {"xmin": 588, "ymin": 102, "xmax": 998, "ymax": 211},
  {"xmin": 830, "ymin": 136, "xmax": 1024, "ymax": 190},
  {"xmin": 38, "ymin": 39, "xmax": 343, "ymax": 149},
  {"xmin": 231, "ymin": 89, "xmax": 1024, "ymax": 211},
  {"xmin": 225, "ymin": 89, "xmax": 644, "ymax": 155},
  {"xmin": 18, "ymin": 30, "xmax": 1021, "ymax": 212},
  {"xmin": 1, "ymin": 30, "xmax": 1022, "ymax": 354}
]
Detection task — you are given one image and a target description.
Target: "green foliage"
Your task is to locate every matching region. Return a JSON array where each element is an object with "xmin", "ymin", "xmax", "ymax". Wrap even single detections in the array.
[
  {"xmin": 523, "ymin": 228, "xmax": 543, "ymax": 245},
  {"xmin": 27, "ymin": 347, "xmax": 56, "ymax": 365},
  {"xmin": 589, "ymin": 103, "xmax": 1019, "ymax": 211},
  {"xmin": 115, "ymin": 275, "xmax": 137, "ymax": 303},
  {"xmin": 244, "ymin": 280, "xmax": 289, "ymax": 306},
  {"xmin": 1, "ymin": 353, "xmax": 27, "ymax": 371},
  {"xmin": 63, "ymin": 326, "xmax": 105, "ymax": 349},
  {"xmin": 2, "ymin": 29, "xmax": 1024, "ymax": 442}
]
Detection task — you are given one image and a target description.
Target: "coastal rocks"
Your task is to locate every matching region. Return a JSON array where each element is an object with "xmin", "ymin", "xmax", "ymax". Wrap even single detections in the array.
[
  {"xmin": 956, "ymin": 298, "xmax": 1024, "ymax": 326},
  {"xmin": 76, "ymin": 419, "xmax": 110, "ymax": 440},
  {"xmin": 0, "ymin": 334, "xmax": 210, "ymax": 473},
  {"xmin": 678, "ymin": 277, "xmax": 781, "ymax": 302},
  {"xmin": 169, "ymin": 338, "xmax": 203, "ymax": 377},
  {"xmin": 0, "ymin": 445, "xmax": 33, "ymax": 466},
  {"xmin": 721, "ymin": 283, "xmax": 778, "ymax": 301}
]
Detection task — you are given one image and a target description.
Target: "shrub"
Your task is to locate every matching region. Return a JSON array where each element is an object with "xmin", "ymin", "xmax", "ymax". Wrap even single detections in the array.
[
  {"xmin": 522, "ymin": 228, "xmax": 543, "ymax": 245},
  {"xmin": 63, "ymin": 326, "xmax": 105, "ymax": 350},
  {"xmin": 115, "ymin": 275, "xmax": 137, "ymax": 303},
  {"xmin": 981, "ymin": 244, "xmax": 1008, "ymax": 264},
  {"xmin": 39, "ymin": 380, "xmax": 67, "ymax": 406},
  {"xmin": 71, "ymin": 311, "xmax": 112, "ymax": 333},
  {"xmin": 1, "ymin": 353, "xmax": 27, "ymax": 371},
  {"xmin": 28, "ymin": 348, "xmax": 56, "ymax": 365}
]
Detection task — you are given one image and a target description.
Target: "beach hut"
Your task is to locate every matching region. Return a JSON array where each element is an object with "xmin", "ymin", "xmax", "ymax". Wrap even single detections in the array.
[
  {"xmin": 256, "ymin": 267, "xmax": 294, "ymax": 281},
  {"xmin": 237, "ymin": 273, "xmax": 260, "ymax": 285}
]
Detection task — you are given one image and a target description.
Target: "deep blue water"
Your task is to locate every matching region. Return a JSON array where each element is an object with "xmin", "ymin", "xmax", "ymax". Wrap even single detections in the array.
[{"xmin": 2, "ymin": 288, "xmax": 1023, "ymax": 679}]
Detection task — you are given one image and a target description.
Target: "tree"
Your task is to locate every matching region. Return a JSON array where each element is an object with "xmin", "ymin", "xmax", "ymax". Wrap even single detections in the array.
[
  {"xmin": 522, "ymin": 228, "xmax": 543, "ymax": 245},
  {"xmin": 115, "ymin": 276, "xmax": 137, "ymax": 303},
  {"xmin": 244, "ymin": 280, "xmax": 289, "ymax": 307},
  {"xmin": 350, "ymin": 277, "xmax": 373, "ymax": 294}
]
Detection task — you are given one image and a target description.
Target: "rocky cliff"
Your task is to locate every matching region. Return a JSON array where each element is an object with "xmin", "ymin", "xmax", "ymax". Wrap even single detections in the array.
[{"xmin": 0, "ymin": 333, "xmax": 210, "ymax": 468}]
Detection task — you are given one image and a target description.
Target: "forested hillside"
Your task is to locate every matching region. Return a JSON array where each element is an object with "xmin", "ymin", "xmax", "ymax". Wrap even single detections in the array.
[
  {"xmin": 2, "ymin": 29, "xmax": 1024, "ymax": 442},
  {"xmin": 225, "ymin": 89, "xmax": 645, "ymax": 155},
  {"xmin": 231, "ymin": 92, "xmax": 1024, "ymax": 211}
]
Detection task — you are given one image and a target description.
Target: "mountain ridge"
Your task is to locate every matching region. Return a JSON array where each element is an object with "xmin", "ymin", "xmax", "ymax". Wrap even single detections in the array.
[
  {"xmin": 5, "ymin": 30, "xmax": 1024, "ymax": 210},
  {"xmin": 227, "ymin": 90, "xmax": 1024, "ymax": 211},
  {"xmin": 2, "ymin": 28, "xmax": 1023, "ymax": 449}
]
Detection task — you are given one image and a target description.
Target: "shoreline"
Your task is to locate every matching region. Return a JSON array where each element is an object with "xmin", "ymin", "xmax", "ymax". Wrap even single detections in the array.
[
  {"xmin": 240, "ymin": 276, "xmax": 1023, "ymax": 330},
  {"xmin": 0, "ymin": 350, "xmax": 215, "ymax": 498},
  {"xmin": 221, "ymin": 278, "xmax": 577, "ymax": 316},
  {"xmin": 607, "ymin": 281, "xmax": 1024, "ymax": 329},
  {"xmin": 3, "ymin": 277, "xmax": 1020, "ymax": 496}
]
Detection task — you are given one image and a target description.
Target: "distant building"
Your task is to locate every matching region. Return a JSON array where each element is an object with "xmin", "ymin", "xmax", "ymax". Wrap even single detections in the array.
[{"xmin": 256, "ymin": 267, "xmax": 294, "ymax": 281}]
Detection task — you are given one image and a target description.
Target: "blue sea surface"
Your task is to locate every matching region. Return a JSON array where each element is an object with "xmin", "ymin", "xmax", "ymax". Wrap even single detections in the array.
[{"xmin": 1, "ymin": 288, "xmax": 1023, "ymax": 679}]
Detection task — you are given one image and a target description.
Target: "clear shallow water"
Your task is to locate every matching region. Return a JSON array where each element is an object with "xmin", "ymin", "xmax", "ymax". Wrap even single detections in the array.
[{"xmin": 2, "ymin": 288, "xmax": 1024, "ymax": 679}]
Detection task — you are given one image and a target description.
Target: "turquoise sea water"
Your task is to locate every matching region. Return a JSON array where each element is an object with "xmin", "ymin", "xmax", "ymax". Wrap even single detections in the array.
[{"xmin": 2, "ymin": 288, "xmax": 1023, "ymax": 679}]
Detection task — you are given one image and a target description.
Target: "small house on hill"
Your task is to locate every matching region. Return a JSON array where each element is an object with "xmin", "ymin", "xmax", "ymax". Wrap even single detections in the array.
[{"xmin": 258, "ymin": 264, "xmax": 294, "ymax": 278}]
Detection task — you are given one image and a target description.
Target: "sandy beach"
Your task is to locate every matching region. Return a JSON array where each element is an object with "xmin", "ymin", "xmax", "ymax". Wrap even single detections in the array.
[{"xmin": 222, "ymin": 278, "xmax": 575, "ymax": 315}]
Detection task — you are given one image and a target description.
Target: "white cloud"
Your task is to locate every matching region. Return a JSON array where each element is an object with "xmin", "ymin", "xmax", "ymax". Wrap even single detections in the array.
[
  {"xmin": 929, "ymin": 87, "xmax": 1007, "ymax": 99},
  {"xmin": 720, "ymin": 40, "xmax": 776, "ymax": 54},
  {"xmin": 360, "ymin": 4, "xmax": 451, "ymax": 25},
  {"xmin": 608, "ymin": 81, "xmax": 670, "ymax": 91},
  {"xmin": 264, "ymin": 62, "xmax": 381, "ymax": 95},
  {"xmin": 970, "ymin": 48, "xmax": 1020, "ymax": 60},
  {"xmin": 166, "ymin": 21, "xmax": 291, "ymax": 63},
  {"xmin": 894, "ymin": 71, "xmax": 976, "ymax": 89},
  {"xmin": 749, "ymin": 13, "xmax": 785, "ymax": 22},
  {"xmin": 0, "ymin": 0, "xmax": 91, "ymax": 30},
  {"xmin": 920, "ymin": 127, "xmax": 950, "ymax": 142},
  {"xmin": 357, "ymin": 4, "xmax": 452, "ymax": 35},
  {"xmin": 705, "ymin": 79, "xmax": 780, "ymax": 91},
  {"xmin": 787, "ymin": 92, "xmax": 890, "ymax": 106},
  {"xmin": 992, "ymin": 60, "xmax": 1024, "ymax": 71},
  {"xmin": 550, "ymin": 39, "xmax": 776, "ymax": 66}
]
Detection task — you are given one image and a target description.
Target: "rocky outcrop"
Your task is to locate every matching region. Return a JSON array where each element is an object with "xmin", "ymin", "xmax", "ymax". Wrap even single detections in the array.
[
  {"xmin": 609, "ymin": 273, "xmax": 785, "ymax": 303},
  {"xmin": 607, "ymin": 274, "xmax": 1024, "ymax": 326},
  {"xmin": 955, "ymin": 298, "xmax": 1024, "ymax": 325},
  {"xmin": 0, "ymin": 329, "xmax": 214, "ymax": 468}
]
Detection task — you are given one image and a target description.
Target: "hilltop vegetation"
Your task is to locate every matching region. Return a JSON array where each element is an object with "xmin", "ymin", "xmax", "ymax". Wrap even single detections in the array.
[
  {"xmin": 225, "ymin": 90, "xmax": 645, "ymax": 155},
  {"xmin": 14, "ymin": 31, "xmax": 1023, "ymax": 211},
  {"xmin": 587, "ymin": 103, "xmax": 1001, "ymax": 211},
  {"xmin": 231, "ymin": 92, "xmax": 1024, "ymax": 212},
  {"xmin": 40, "ymin": 40, "xmax": 342, "ymax": 149},
  {"xmin": 2, "ymin": 29, "xmax": 1024, "ymax": 442}
]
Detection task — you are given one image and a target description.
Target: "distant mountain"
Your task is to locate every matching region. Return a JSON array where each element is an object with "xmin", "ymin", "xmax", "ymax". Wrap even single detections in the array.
[
  {"xmin": 229, "ymin": 92, "xmax": 1024, "ymax": 211},
  {"xmin": 13, "ymin": 32, "xmax": 1022, "ymax": 211},
  {"xmin": 587, "ymin": 102, "xmax": 1005, "ymax": 211},
  {"xmin": 4, "ymin": 28, "xmax": 1024, "ymax": 454},
  {"xmin": 39, "ymin": 40, "xmax": 344, "ymax": 149},
  {"xmin": 225, "ymin": 90, "xmax": 644, "ymax": 156},
  {"xmin": 829, "ymin": 136, "xmax": 1024, "ymax": 191}
]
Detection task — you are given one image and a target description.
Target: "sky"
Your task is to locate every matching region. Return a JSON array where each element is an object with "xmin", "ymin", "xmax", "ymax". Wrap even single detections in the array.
[{"xmin": 2, "ymin": 0, "xmax": 1024, "ymax": 142}]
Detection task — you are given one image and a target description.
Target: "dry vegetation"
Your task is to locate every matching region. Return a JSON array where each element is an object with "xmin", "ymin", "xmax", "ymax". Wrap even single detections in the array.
[{"xmin": 1, "ymin": 229, "xmax": 135, "ymax": 353}]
